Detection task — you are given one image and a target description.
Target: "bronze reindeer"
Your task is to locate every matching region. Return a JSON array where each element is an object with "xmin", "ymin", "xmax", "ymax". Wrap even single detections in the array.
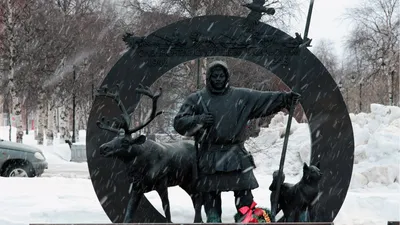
[{"xmin": 95, "ymin": 84, "xmax": 203, "ymax": 223}]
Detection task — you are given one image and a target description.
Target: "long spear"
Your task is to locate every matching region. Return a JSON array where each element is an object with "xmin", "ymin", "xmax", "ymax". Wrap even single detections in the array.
[{"xmin": 271, "ymin": 0, "xmax": 315, "ymax": 219}]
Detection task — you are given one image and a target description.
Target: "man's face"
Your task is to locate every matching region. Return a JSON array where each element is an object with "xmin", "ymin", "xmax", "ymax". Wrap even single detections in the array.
[{"xmin": 210, "ymin": 67, "xmax": 227, "ymax": 90}]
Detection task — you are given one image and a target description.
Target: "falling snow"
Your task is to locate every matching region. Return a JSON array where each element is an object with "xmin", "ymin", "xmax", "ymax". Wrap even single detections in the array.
[{"xmin": 0, "ymin": 103, "xmax": 399, "ymax": 225}]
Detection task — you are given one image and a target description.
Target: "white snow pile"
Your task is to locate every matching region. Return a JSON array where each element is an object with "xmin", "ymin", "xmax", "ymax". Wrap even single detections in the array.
[
  {"xmin": 246, "ymin": 103, "xmax": 400, "ymax": 190},
  {"xmin": 0, "ymin": 103, "xmax": 398, "ymax": 225}
]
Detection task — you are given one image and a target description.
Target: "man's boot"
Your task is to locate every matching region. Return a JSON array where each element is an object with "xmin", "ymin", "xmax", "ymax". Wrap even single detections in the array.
[
  {"xmin": 204, "ymin": 191, "xmax": 222, "ymax": 223},
  {"xmin": 206, "ymin": 209, "xmax": 222, "ymax": 223}
]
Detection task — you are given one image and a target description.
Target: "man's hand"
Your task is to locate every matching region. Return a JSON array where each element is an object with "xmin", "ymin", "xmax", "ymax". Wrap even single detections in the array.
[
  {"xmin": 286, "ymin": 91, "xmax": 301, "ymax": 110},
  {"xmin": 290, "ymin": 91, "xmax": 301, "ymax": 104},
  {"xmin": 198, "ymin": 113, "xmax": 214, "ymax": 127}
]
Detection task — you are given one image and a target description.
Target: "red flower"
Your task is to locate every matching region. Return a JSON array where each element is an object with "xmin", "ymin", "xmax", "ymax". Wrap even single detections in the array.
[
  {"xmin": 248, "ymin": 218, "xmax": 258, "ymax": 223},
  {"xmin": 253, "ymin": 208, "xmax": 264, "ymax": 217}
]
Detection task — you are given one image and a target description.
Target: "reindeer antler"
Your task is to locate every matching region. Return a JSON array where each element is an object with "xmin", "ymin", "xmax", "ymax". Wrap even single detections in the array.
[
  {"xmin": 128, "ymin": 84, "xmax": 163, "ymax": 134},
  {"xmin": 95, "ymin": 83, "xmax": 131, "ymax": 133},
  {"xmin": 96, "ymin": 117, "xmax": 121, "ymax": 133}
]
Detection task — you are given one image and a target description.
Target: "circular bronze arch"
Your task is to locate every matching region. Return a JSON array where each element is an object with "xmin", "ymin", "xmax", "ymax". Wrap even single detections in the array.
[{"xmin": 86, "ymin": 15, "xmax": 354, "ymax": 223}]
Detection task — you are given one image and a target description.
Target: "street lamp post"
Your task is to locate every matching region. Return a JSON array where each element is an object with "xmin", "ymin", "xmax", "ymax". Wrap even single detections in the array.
[
  {"xmin": 390, "ymin": 69, "xmax": 394, "ymax": 106},
  {"xmin": 72, "ymin": 66, "xmax": 76, "ymax": 143},
  {"xmin": 380, "ymin": 58, "xmax": 393, "ymax": 106},
  {"xmin": 350, "ymin": 75, "xmax": 362, "ymax": 113}
]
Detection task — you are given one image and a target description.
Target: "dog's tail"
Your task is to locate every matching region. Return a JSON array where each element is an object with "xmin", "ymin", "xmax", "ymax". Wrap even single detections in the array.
[{"xmin": 269, "ymin": 170, "xmax": 285, "ymax": 191}]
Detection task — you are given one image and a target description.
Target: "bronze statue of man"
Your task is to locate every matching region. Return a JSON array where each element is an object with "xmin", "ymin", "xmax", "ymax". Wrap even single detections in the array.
[{"xmin": 173, "ymin": 60, "xmax": 300, "ymax": 222}]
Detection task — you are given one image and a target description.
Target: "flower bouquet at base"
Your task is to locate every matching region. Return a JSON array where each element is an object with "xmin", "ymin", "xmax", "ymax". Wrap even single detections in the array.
[{"xmin": 234, "ymin": 201, "xmax": 276, "ymax": 223}]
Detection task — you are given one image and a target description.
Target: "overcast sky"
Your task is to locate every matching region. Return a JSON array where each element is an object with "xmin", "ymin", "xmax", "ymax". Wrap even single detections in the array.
[{"xmin": 291, "ymin": 0, "xmax": 362, "ymax": 60}]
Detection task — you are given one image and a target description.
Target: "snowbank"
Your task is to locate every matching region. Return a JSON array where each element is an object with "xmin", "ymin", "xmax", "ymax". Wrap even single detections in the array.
[
  {"xmin": 245, "ymin": 104, "xmax": 400, "ymax": 191},
  {"xmin": 350, "ymin": 104, "xmax": 400, "ymax": 189},
  {"xmin": 245, "ymin": 112, "xmax": 310, "ymax": 177}
]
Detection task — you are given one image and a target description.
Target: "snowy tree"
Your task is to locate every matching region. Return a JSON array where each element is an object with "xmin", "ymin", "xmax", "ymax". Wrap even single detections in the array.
[
  {"xmin": 46, "ymin": 105, "xmax": 55, "ymax": 145},
  {"xmin": 4, "ymin": 0, "xmax": 21, "ymax": 142},
  {"xmin": 0, "ymin": 0, "xmax": 39, "ymax": 143}
]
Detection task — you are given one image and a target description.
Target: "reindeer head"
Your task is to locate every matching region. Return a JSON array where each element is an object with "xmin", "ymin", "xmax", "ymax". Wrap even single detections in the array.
[{"xmin": 95, "ymin": 84, "xmax": 163, "ymax": 159}]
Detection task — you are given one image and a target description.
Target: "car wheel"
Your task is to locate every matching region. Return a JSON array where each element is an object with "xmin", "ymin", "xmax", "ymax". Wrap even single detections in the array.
[{"xmin": 4, "ymin": 162, "xmax": 34, "ymax": 177}]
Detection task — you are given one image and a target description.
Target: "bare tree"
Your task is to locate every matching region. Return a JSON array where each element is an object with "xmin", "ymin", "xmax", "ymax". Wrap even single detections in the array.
[
  {"xmin": 343, "ymin": 0, "xmax": 399, "ymax": 106},
  {"xmin": 156, "ymin": 0, "xmax": 301, "ymax": 32},
  {"xmin": 312, "ymin": 39, "xmax": 340, "ymax": 80},
  {"xmin": 34, "ymin": 0, "xmax": 127, "ymax": 144}
]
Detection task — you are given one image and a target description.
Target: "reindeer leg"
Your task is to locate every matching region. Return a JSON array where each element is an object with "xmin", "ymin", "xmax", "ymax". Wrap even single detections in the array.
[
  {"xmin": 156, "ymin": 185, "xmax": 172, "ymax": 223},
  {"xmin": 181, "ymin": 185, "xmax": 203, "ymax": 223},
  {"xmin": 124, "ymin": 190, "xmax": 143, "ymax": 223},
  {"xmin": 192, "ymin": 192, "xmax": 204, "ymax": 223}
]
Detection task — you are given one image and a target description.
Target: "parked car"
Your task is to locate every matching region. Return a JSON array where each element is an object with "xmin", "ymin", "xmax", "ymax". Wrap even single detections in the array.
[{"xmin": 0, "ymin": 139, "xmax": 48, "ymax": 177}]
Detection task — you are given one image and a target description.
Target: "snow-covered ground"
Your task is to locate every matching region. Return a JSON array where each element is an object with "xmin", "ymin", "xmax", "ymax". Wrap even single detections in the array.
[{"xmin": 0, "ymin": 103, "xmax": 399, "ymax": 225}]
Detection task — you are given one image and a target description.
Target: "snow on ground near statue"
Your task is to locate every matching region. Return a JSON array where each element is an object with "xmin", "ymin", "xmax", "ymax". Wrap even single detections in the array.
[
  {"xmin": 0, "ymin": 103, "xmax": 399, "ymax": 225},
  {"xmin": 0, "ymin": 174, "xmax": 398, "ymax": 225}
]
